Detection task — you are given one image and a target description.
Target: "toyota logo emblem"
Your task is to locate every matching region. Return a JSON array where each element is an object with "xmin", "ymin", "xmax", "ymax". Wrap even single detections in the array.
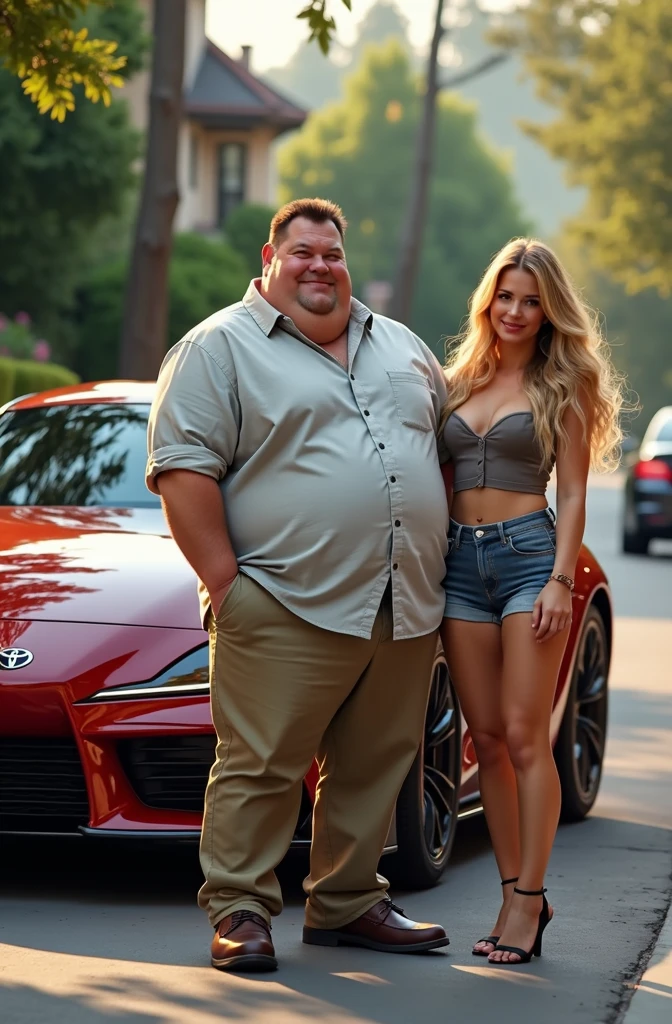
[{"xmin": 0, "ymin": 648, "xmax": 34, "ymax": 670}]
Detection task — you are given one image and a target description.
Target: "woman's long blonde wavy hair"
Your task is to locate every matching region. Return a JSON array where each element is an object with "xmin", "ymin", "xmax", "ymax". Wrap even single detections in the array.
[{"xmin": 443, "ymin": 238, "xmax": 626, "ymax": 473}]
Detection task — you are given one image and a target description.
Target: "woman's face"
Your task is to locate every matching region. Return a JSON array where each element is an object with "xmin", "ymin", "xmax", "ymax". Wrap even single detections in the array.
[{"xmin": 490, "ymin": 267, "xmax": 547, "ymax": 347}]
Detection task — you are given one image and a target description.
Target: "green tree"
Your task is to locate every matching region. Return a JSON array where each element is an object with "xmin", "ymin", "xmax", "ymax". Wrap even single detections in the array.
[
  {"xmin": 0, "ymin": 0, "xmax": 128, "ymax": 120},
  {"xmin": 279, "ymin": 40, "xmax": 528, "ymax": 356},
  {"xmin": 0, "ymin": 0, "xmax": 146, "ymax": 352},
  {"xmin": 494, "ymin": 0, "xmax": 672, "ymax": 295},
  {"xmin": 225, "ymin": 203, "xmax": 276, "ymax": 277},
  {"xmin": 76, "ymin": 233, "xmax": 249, "ymax": 381},
  {"xmin": 568, "ymin": 257, "xmax": 672, "ymax": 423},
  {"xmin": 595, "ymin": 281, "xmax": 672, "ymax": 424}
]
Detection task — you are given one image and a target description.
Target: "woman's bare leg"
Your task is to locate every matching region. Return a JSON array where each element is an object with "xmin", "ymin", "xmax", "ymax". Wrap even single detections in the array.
[
  {"xmin": 440, "ymin": 619, "xmax": 519, "ymax": 953},
  {"xmin": 488, "ymin": 611, "xmax": 568, "ymax": 963}
]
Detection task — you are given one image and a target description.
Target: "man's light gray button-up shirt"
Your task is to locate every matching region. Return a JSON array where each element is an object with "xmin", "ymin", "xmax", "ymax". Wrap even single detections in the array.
[{"xmin": 146, "ymin": 280, "xmax": 449, "ymax": 639}]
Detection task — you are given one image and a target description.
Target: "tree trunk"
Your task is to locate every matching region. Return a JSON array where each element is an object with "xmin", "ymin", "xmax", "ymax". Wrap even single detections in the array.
[
  {"xmin": 389, "ymin": 0, "xmax": 445, "ymax": 325},
  {"xmin": 118, "ymin": 0, "xmax": 186, "ymax": 379}
]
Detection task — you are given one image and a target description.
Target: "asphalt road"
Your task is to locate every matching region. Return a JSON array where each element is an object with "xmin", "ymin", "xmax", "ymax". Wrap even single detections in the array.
[{"xmin": 1, "ymin": 476, "xmax": 671, "ymax": 1024}]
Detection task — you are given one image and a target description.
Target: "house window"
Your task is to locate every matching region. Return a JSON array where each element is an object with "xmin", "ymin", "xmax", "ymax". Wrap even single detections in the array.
[
  {"xmin": 218, "ymin": 143, "xmax": 246, "ymax": 227},
  {"xmin": 189, "ymin": 133, "xmax": 199, "ymax": 189}
]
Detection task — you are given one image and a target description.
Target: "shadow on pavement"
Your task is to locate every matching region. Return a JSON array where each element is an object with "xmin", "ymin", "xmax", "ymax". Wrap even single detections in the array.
[
  {"xmin": 0, "ymin": 985, "xmax": 164, "ymax": 1024},
  {"xmin": 1, "ymin": 814, "xmax": 671, "ymax": 1024},
  {"xmin": 0, "ymin": 812, "xmax": 493, "ymax": 914}
]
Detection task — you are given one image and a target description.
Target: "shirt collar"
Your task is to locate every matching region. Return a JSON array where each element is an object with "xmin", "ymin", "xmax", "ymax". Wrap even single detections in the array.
[
  {"xmin": 242, "ymin": 278, "xmax": 374, "ymax": 337},
  {"xmin": 350, "ymin": 296, "xmax": 375, "ymax": 328}
]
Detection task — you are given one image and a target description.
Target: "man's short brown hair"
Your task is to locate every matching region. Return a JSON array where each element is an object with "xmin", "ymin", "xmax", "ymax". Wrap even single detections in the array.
[{"xmin": 269, "ymin": 198, "xmax": 347, "ymax": 249}]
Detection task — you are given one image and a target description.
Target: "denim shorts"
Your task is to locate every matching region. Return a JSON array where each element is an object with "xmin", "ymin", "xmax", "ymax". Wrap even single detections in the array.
[{"xmin": 442, "ymin": 507, "xmax": 557, "ymax": 625}]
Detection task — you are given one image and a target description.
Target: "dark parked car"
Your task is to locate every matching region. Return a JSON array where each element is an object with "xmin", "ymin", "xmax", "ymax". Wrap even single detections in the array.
[
  {"xmin": 0, "ymin": 383, "xmax": 613, "ymax": 888},
  {"xmin": 622, "ymin": 406, "xmax": 672, "ymax": 554}
]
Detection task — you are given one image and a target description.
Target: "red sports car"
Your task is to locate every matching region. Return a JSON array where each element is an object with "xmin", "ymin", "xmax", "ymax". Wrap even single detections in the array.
[{"xmin": 0, "ymin": 382, "xmax": 612, "ymax": 887}]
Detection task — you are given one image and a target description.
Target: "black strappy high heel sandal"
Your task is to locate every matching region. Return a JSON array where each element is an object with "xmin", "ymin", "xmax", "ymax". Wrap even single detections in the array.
[
  {"xmin": 489, "ymin": 886, "xmax": 551, "ymax": 965},
  {"xmin": 472, "ymin": 877, "xmax": 519, "ymax": 957}
]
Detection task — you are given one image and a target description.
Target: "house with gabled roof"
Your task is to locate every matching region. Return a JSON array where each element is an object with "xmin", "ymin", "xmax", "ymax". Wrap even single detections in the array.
[{"xmin": 124, "ymin": 0, "xmax": 306, "ymax": 232}]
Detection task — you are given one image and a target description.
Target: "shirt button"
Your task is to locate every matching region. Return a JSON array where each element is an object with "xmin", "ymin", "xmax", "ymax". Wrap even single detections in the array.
[
  {"xmin": 392, "ymin": 563, "xmax": 398, "ymax": 570},
  {"xmin": 390, "ymin": 476, "xmax": 397, "ymax": 483},
  {"xmin": 364, "ymin": 410, "xmax": 370, "ymax": 416},
  {"xmin": 395, "ymin": 520, "xmax": 401, "ymax": 527},
  {"xmin": 350, "ymin": 373, "xmax": 355, "ymax": 380},
  {"xmin": 378, "ymin": 443, "xmax": 385, "ymax": 450}
]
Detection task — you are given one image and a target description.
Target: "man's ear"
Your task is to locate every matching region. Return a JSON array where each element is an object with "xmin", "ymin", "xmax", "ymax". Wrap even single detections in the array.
[{"xmin": 261, "ymin": 242, "xmax": 275, "ymax": 275}]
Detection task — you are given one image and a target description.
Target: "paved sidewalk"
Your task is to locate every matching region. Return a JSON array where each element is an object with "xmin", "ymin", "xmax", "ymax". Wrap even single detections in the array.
[{"xmin": 623, "ymin": 902, "xmax": 672, "ymax": 1023}]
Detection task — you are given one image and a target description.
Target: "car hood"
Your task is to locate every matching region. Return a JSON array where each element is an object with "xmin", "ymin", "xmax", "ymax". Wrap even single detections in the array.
[{"xmin": 0, "ymin": 507, "xmax": 201, "ymax": 628}]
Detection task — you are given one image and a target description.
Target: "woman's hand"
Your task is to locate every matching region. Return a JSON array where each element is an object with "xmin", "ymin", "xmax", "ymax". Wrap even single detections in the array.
[{"xmin": 532, "ymin": 579, "xmax": 572, "ymax": 643}]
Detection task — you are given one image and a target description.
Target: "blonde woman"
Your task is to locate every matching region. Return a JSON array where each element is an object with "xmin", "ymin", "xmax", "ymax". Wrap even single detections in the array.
[{"xmin": 439, "ymin": 239, "xmax": 624, "ymax": 966}]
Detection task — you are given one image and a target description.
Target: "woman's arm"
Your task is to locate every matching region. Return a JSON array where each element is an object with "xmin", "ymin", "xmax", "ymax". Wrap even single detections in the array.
[
  {"xmin": 553, "ymin": 402, "xmax": 592, "ymax": 578},
  {"xmin": 533, "ymin": 400, "xmax": 592, "ymax": 642}
]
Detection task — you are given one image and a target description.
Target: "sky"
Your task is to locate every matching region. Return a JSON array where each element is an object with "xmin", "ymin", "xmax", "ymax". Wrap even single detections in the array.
[{"xmin": 206, "ymin": 0, "xmax": 517, "ymax": 73}]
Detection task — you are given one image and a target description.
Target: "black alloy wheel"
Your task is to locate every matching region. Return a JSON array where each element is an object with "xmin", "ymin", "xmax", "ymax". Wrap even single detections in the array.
[
  {"xmin": 390, "ymin": 650, "xmax": 462, "ymax": 889},
  {"xmin": 555, "ymin": 605, "xmax": 610, "ymax": 821}
]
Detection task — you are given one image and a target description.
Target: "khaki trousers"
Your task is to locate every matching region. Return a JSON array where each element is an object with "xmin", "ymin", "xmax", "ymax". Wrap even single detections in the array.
[{"xmin": 197, "ymin": 573, "xmax": 437, "ymax": 930}]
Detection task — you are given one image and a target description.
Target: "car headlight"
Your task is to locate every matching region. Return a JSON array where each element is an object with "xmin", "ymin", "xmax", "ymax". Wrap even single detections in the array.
[{"xmin": 78, "ymin": 645, "xmax": 209, "ymax": 702}]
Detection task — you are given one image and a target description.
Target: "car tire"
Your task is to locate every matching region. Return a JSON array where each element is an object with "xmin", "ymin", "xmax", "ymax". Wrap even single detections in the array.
[
  {"xmin": 622, "ymin": 529, "xmax": 649, "ymax": 555},
  {"xmin": 388, "ymin": 650, "xmax": 462, "ymax": 889},
  {"xmin": 555, "ymin": 605, "xmax": 610, "ymax": 822}
]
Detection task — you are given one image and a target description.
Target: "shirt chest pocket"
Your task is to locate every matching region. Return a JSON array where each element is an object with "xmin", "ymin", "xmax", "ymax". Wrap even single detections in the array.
[{"xmin": 387, "ymin": 370, "xmax": 435, "ymax": 433}]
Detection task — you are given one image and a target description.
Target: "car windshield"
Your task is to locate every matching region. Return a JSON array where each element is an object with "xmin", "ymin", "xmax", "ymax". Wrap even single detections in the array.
[{"xmin": 0, "ymin": 403, "xmax": 160, "ymax": 508}]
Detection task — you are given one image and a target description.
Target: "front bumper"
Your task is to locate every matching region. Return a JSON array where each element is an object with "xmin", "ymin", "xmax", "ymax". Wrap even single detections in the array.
[{"xmin": 0, "ymin": 617, "xmax": 319, "ymax": 839}]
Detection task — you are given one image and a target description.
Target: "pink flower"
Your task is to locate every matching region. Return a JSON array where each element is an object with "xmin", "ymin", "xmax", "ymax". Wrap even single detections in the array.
[
  {"xmin": 0, "ymin": 314, "xmax": 8, "ymax": 332},
  {"xmin": 32, "ymin": 340, "xmax": 51, "ymax": 362},
  {"xmin": 14, "ymin": 311, "xmax": 31, "ymax": 326}
]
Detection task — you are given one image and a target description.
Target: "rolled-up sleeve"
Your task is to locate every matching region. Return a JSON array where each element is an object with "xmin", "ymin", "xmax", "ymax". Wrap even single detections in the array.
[{"xmin": 146, "ymin": 336, "xmax": 240, "ymax": 494}]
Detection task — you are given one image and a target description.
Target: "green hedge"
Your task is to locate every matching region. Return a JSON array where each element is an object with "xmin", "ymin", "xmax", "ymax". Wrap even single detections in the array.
[
  {"xmin": 74, "ymin": 232, "xmax": 250, "ymax": 381},
  {"xmin": 224, "ymin": 202, "xmax": 275, "ymax": 275},
  {"xmin": 0, "ymin": 357, "xmax": 80, "ymax": 407}
]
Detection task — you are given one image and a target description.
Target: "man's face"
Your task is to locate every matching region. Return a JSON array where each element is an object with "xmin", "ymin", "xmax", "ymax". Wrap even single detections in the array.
[{"xmin": 262, "ymin": 217, "xmax": 352, "ymax": 318}]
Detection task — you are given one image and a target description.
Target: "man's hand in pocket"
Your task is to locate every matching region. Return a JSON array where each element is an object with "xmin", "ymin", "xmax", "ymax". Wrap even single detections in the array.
[{"xmin": 209, "ymin": 574, "xmax": 239, "ymax": 618}]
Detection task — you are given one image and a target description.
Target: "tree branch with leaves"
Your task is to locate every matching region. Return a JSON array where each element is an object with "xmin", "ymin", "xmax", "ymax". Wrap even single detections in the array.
[
  {"xmin": 0, "ymin": 1, "xmax": 127, "ymax": 121},
  {"xmin": 298, "ymin": 0, "xmax": 352, "ymax": 55}
]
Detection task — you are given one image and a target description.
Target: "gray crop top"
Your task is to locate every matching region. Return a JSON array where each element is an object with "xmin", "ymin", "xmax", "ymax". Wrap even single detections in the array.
[{"xmin": 443, "ymin": 411, "xmax": 553, "ymax": 494}]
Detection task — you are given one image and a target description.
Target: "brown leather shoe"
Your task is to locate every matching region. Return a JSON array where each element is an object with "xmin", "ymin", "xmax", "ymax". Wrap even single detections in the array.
[
  {"xmin": 303, "ymin": 899, "xmax": 449, "ymax": 954},
  {"xmin": 211, "ymin": 910, "xmax": 278, "ymax": 972}
]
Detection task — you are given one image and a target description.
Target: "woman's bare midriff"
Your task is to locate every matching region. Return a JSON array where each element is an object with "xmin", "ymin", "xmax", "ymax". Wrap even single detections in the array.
[{"xmin": 450, "ymin": 486, "xmax": 548, "ymax": 527}]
